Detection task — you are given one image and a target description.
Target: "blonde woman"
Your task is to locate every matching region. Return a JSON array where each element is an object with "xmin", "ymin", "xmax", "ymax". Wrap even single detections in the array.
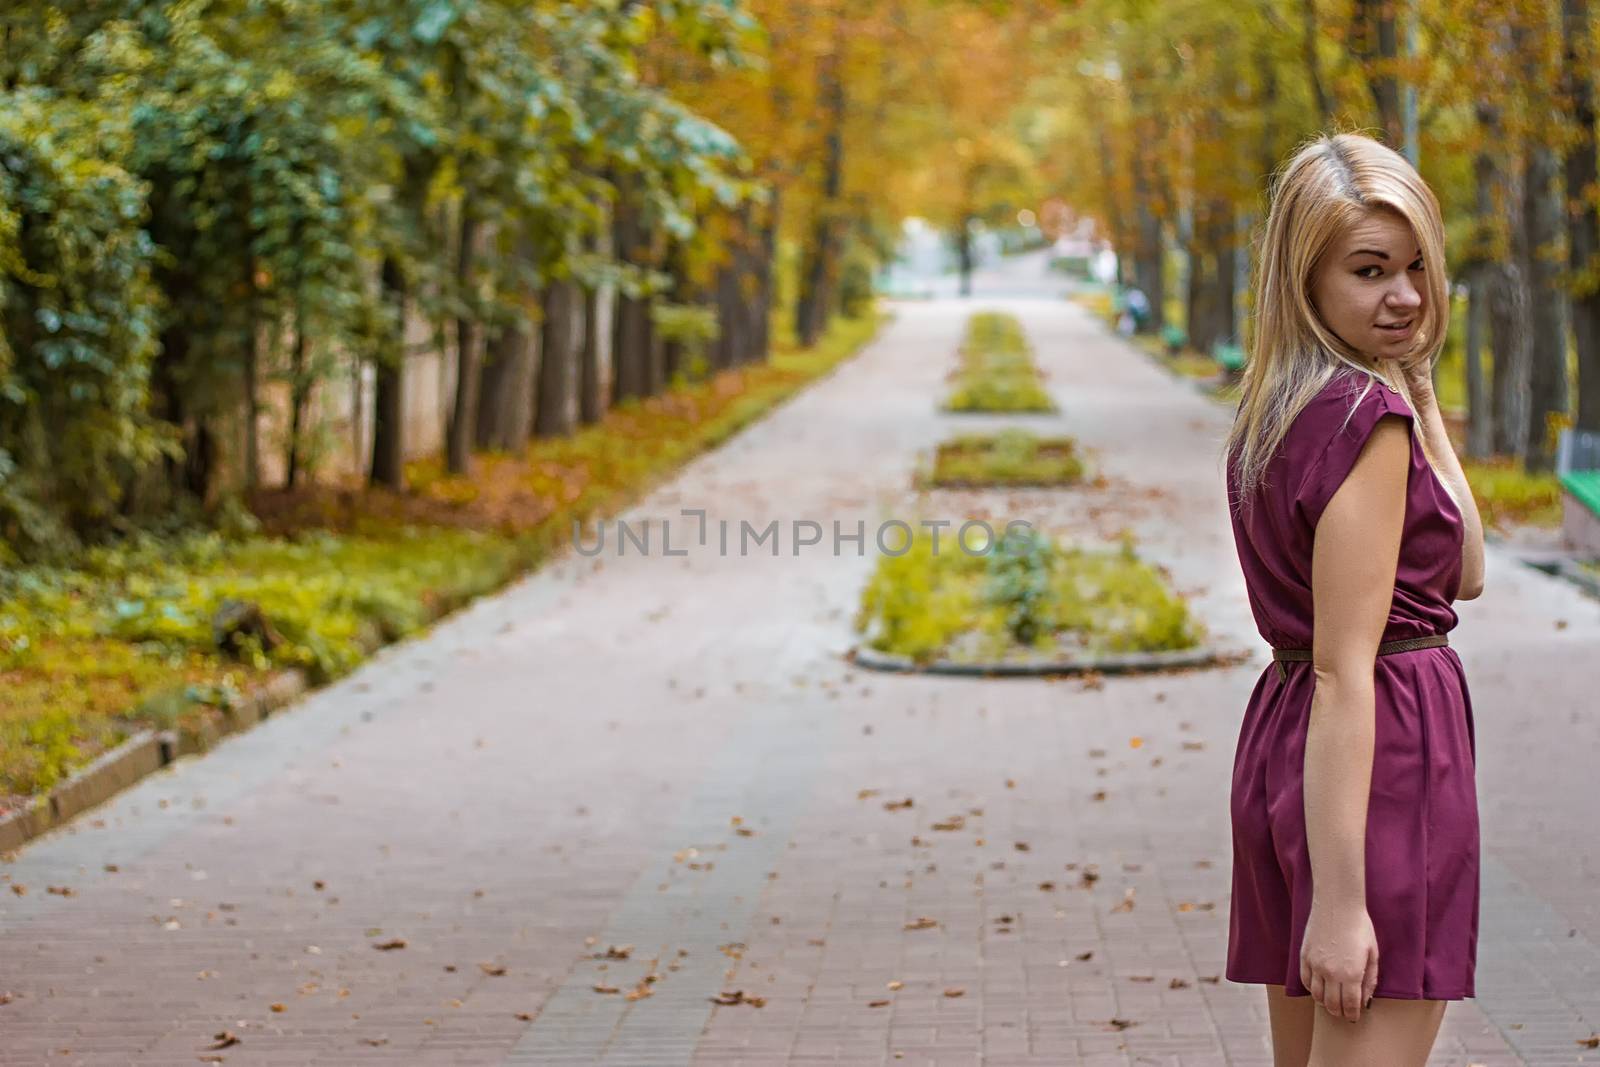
[{"xmin": 1224, "ymin": 132, "xmax": 1488, "ymax": 1066}]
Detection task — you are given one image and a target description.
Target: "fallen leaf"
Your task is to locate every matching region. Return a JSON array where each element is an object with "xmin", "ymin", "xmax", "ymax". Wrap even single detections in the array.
[
  {"xmin": 269, "ymin": 1003, "xmax": 286, "ymax": 1013},
  {"xmin": 1091, "ymin": 790, "xmax": 1108, "ymax": 802},
  {"xmin": 868, "ymin": 999, "xmax": 890, "ymax": 1008},
  {"xmin": 1128, "ymin": 736, "xmax": 1143, "ymax": 749},
  {"xmin": 46, "ymin": 885, "xmax": 75, "ymax": 897},
  {"xmin": 931, "ymin": 815, "xmax": 965, "ymax": 831},
  {"xmin": 1080, "ymin": 868, "xmax": 1100, "ymax": 887},
  {"xmin": 0, "ymin": 992, "xmax": 13, "ymax": 1006},
  {"xmin": 1076, "ymin": 950, "xmax": 1094, "ymax": 961},
  {"xmin": 595, "ymin": 944, "xmax": 632, "ymax": 960},
  {"xmin": 514, "ymin": 1012, "xmax": 534, "ymax": 1021},
  {"xmin": 1014, "ymin": 841, "xmax": 1030, "ymax": 852},
  {"xmin": 592, "ymin": 984, "xmax": 621, "ymax": 995},
  {"xmin": 360, "ymin": 1037, "xmax": 389, "ymax": 1047},
  {"xmin": 1169, "ymin": 978, "xmax": 1191, "ymax": 989},
  {"xmin": 206, "ymin": 1031, "xmax": 241, "ymax": 1050},
  {"xmin": 1579, "ymin": 1035, "xmax": 1600, "ymax": 1050},
  {"xmin": 709, "ymin": 990, "xmax": 766, "ymax": 1007},
  {"xmin": 857, "ymin": 788, "xmax": 881, "ymax": 800},
  {"xmin": 372, "ymin": 938, "xmax": 408, "ymax": 951},
  {"xmin": 1106, "ymin": 1018, "xmax": 1137, "ymax": 1031},
  {"xmin": 1198, "ymin": 975, "xmax": 1220, "ymax": 984},
  {"xmin": 1112, "ymin": 888, "xmax": 1137, "ymax": 912},
  {"xmin": 884, "ymin": 798, "xmax": 914, "ymax": 811},
  {"xmin": 943, "ymin": 987, "xmax": 965, "ymax": 998},
  {"xmin": 1129, "ymin": 975, "xmax": 1154, "ymax": 983},
  {"xmin": 904, "ymin": 917, "xmax": 938, "ymax": 931},
  {"xmin": 887, "ymin": 980, "xmax": 904, "ymax": 991},
  {"xmin": 1038, "ymin": 881, "xmax": 1056, "ymax": 891},
  {"xmin": 479, "ymin": 963, "xmax": 507, "ymax": 977},
  {"xmin": 1182, "ymin": 740, "xmax": 1206, "ymax": 751},
  {"xmin": 8, "ymin": 885, "xmax": 23, "ymax": 897}
]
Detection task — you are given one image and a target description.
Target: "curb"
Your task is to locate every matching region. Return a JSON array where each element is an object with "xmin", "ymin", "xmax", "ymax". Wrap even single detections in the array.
[
  {"xmin": 0, "ymin": 666, "xmax": 311, "ymax": 855},
  {"xmin": 846, "ymin": 643, "xmax": 1234, "ymax": 678}
]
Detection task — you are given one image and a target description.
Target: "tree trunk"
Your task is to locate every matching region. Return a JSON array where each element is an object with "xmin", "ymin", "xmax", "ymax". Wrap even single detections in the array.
[
  {"xmin": 754, "ymin": 188, "xmax": 779, "ymax": 361},
  {"xmin": 370, "ymin": 253, "xmax": 407, "ymax": 489},
  {"xmin": 1565, "ymin": 0, "xmax": 1600, "ymax": 433},
  {"xmin": 535, "ymin": 280, "xmax": 579, "ymax": 437},
  {"xmin": 1353, "ymin": 0, "xmax": 1404, "ymax": 148},
  {"xmin": 476, "ymin": 308, "xmax": 536, "ymax": 451},
  {"xmin": 1522, "ymin": 140, "xmax": 1569, "ymax": 471},
  {"xmin": 611, "ymin": 178, "xmax": 652, "ymax": 404},
  {"xmin": 447, "ymin": 211, "xmax": 482, "ymax": 475},
  {"xmin": 241, "ymin": 266, "xmax": 260, "ymax": 493},
  {"xmin": 662, "ymin": 235, "xmax": 690, "ymax": 382},
  {"xmin": 1465, "ymin": 100, "xmax": 1505, "ymax": 459},
  {"xmin": 1300, "ymin": 0, "xmax": 1333, "ymax": 127},
  {"xmin": 1465, "ymin": 270, "xmax": 1493, "ymax": 458},
  {"xmin": 579, "ymin": 280, "xmax": 604, "ymax": 424},
  {"xmin": 797, "ymin": 51, "xmax": 844, "ymax": 348},
  {"xmin": 286, "ymin": 291, "xmax": 311, "ymax": 487},
  {"xmin": 1131, "ymin": 163, "xmax": 1164, "ymax": 335}
]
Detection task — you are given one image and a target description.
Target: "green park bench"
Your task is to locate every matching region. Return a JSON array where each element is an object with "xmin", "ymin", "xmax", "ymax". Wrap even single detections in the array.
[{"xmin": 1557, "ymin": 429, "xmax": 1600, "ymax": 556}]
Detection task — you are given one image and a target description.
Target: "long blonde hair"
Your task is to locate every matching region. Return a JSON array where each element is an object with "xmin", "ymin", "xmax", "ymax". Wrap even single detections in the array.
[{"xmin": 1225, "ymin": 133, "xmax": 1448, "ymax": 512}]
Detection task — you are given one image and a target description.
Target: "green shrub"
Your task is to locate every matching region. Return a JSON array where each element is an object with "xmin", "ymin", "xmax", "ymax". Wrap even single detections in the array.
[
  {"xmin": 926, "ymin": 429, "xmax": 1085, "ymax": 486},
  {"xmin": 943, "ymin": 312, "xmax": 1057, "ymax": 413},
  {"xmin": 855, "ymin": 524, "xmax": 1204, "ymax": 664}
]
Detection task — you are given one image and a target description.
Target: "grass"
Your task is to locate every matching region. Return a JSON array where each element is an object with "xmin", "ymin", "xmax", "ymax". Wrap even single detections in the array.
[
  {"xmin": 1462, "ymin": 458, "xmax": 1564, "ymax": 530},
  {"xmin": 0, "ymin": 308, "xmax": 885, "ymax": 806},
  {"xmin": 921, "ymin": 429, "xmax": 1087, "ymax": 488},
  {"xmin": 853, "ymin": 523, "xmax": 1204, "ymax": 666},
  {"xmin": 943, "ymin": 312, "xmax": 1057, "ymax": 413}
]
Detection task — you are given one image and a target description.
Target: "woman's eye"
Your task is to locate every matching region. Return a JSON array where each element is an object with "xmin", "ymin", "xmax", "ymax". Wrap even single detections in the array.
[
  {"xmin": 1409, "ymin": 259, "xmax": 1425, "ymax": 271},
  {"xmin": 1356, "ymin": 266, "xmax": 1382, "ymax": 278}
]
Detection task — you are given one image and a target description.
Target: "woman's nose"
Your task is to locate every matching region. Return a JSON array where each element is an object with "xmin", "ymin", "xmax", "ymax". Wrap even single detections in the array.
[{"xmin": 1387, "ymin": 275, "xmax": 1423, "ymax": 310}]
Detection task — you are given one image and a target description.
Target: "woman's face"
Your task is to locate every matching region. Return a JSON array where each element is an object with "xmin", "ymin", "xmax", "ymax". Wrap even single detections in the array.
[{"xmin": 1309, "ymin": 209, "xmax": 1425, "ymax": 361}]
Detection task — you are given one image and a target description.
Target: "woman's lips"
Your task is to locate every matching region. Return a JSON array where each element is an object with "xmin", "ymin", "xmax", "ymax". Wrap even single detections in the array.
[{"xmin": 1376, "ymin": 319, "xmax": 1415, "ymax": 339}]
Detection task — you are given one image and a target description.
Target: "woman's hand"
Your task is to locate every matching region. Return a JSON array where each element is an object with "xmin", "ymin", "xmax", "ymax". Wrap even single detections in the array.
[
  {"xmin": 1398, "ymin": 355, "xmax": 1437, "ymax": 410},
  {"xmin": 1300, "ymin": 899, "xmax": 1380, "ymax": 1022}
]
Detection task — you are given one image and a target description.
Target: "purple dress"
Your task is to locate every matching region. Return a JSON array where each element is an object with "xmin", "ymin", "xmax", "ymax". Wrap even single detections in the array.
[{"xmin": 1225, "ymin": 368, "xmax": 1478, "ymax": 1001}]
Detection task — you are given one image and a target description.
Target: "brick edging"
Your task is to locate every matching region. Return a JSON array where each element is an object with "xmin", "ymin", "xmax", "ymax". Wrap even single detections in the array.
[
  {"xmin": 0, "ymin": 665, "xmax": 312, "ymax": 854},
  {"xmin": 847, "ymin": 642, "xmax": 1231, "ymax": 677}
]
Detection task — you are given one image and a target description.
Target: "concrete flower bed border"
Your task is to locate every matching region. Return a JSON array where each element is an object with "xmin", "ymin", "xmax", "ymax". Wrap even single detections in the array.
[
  {"xmin": 847, "ymin": 641, "xmax": 1233, "ymax": 677},
  {"xmin": 0, "ymin": 642, "xmax": 344, "ymax": 854}
]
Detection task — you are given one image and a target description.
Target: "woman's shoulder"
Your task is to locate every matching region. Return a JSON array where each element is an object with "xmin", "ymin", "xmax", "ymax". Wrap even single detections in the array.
[{"xmin": 1294, "ymin": 367, "xmax": 1412, "ymax": 442}]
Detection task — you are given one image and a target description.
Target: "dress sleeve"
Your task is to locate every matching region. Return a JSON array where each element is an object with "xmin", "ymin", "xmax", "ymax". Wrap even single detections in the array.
[{"xmin": 1293, "ymin": 380, "xmax": 1414, "ymax": 530}]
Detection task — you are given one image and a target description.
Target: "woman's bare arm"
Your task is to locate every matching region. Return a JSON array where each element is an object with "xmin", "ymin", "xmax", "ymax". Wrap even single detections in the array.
[{"xmin": 1300, "ymin": 413, "xmax": 1410, "ymax": 1021}]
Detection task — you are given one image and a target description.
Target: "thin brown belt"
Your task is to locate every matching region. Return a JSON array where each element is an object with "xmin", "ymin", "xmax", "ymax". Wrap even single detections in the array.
[{"xmin": 1271, "ymin": 633, "xmax": 1449, "ymax": 681}]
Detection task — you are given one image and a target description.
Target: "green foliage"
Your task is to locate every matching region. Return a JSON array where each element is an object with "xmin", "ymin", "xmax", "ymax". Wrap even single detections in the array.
[
  {"xmin": 943, "ymin": 311, "xmax": 1057, "ymax": 413},
  {"xmin": 655, "ymin": 301, "xmax": 722, "ymax": 380},
  {"xmin": 854, "ymin": 523, "xmax": 1204, "ymax": 665},
  {"xmin": 984, "ymin": 523, "xmax": 1057, "ymax": 644},
  {"xmin": 0, "ymin": 89, "xmax": 168, "ymax": 555},
  {"xmin": 0, "ymin": 0, "xmax": 762, "ymax": 553},
  {"xmin": 925, "ymin": 429, "xmax": 1086, "ymax": 486}
]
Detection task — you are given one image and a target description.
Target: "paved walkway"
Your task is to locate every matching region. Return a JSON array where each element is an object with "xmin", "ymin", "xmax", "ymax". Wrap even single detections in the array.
[{"xmin": 3, "ymin": 291, "xmax": 1599, "ymax": 1066}]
